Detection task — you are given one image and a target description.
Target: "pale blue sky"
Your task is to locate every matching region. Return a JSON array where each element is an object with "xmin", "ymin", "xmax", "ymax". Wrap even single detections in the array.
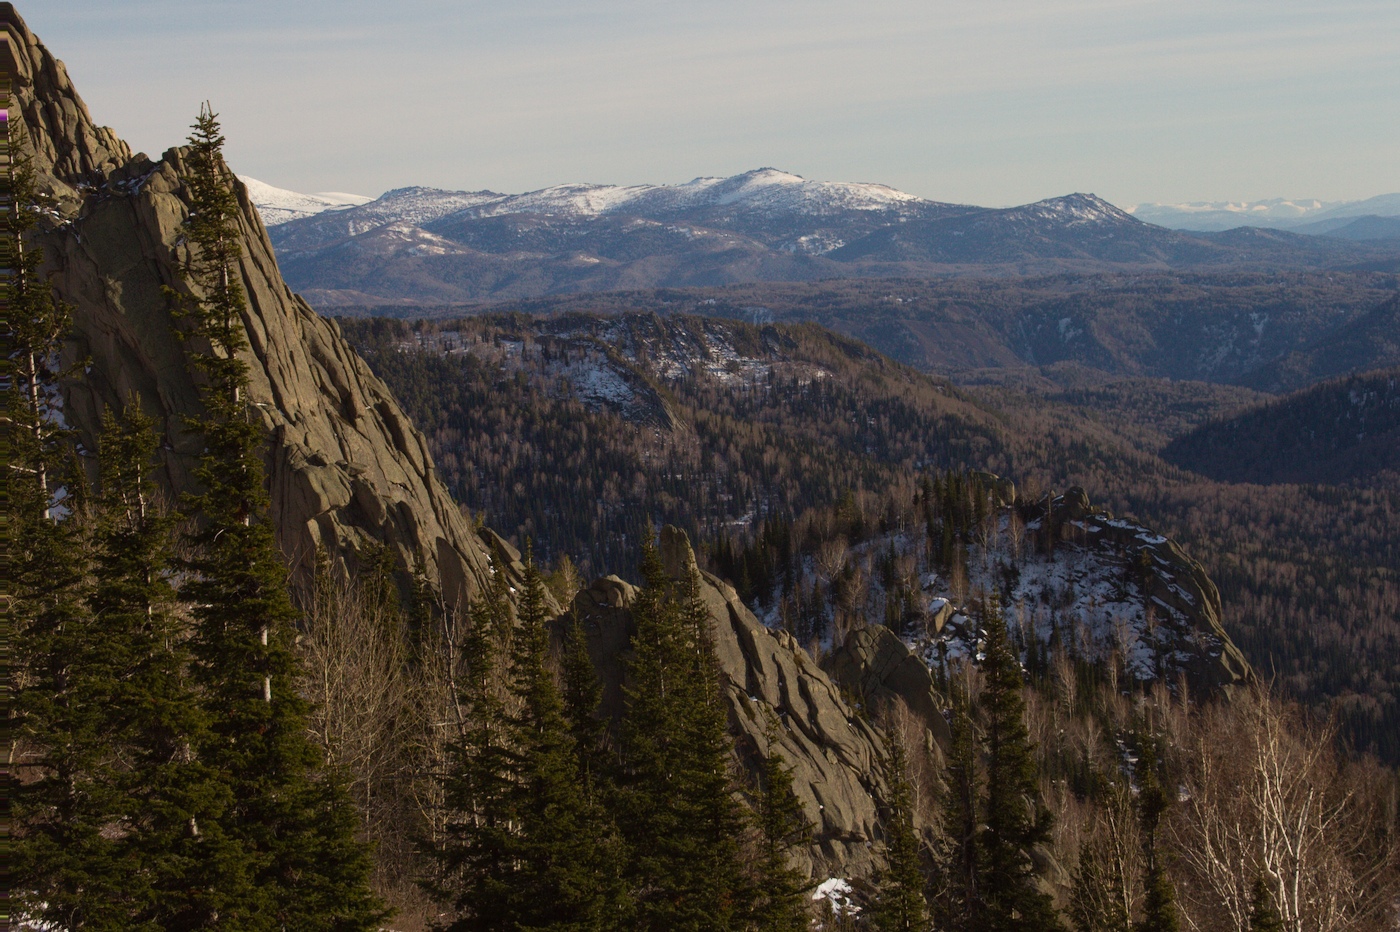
[{"xmin": 24, "ymin": 0, "xmax": 1400, "ymax": 206}]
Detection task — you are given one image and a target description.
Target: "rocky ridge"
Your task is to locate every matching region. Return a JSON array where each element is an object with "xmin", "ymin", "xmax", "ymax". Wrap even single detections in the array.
[
  {"xmin": 565, "ymin": 527, "xmax": 926, "ymax": 879},
  {"xmin": 9, "ymin": 8, "xmax": 932, "ymax": 878},
  {"xmin": 6, "ymin": 6, "xmax": 497, "ymax": 605}
]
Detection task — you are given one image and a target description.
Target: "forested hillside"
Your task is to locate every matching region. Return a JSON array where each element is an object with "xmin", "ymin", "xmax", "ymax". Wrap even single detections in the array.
[
  {"xmin": 11, "ymin": 7, "xmax": 1400, "ymax": 930},
  {"xmin": 331, "ymin": 271, "xmax": 1400, "ymax": 385},
  {"xmin": 345, "ymin": 313, "xmax": 1400, "ymax": 761},
  {"xmin": 1164, "ymin": 367, "xmax": 1400, "ymax": 486}
]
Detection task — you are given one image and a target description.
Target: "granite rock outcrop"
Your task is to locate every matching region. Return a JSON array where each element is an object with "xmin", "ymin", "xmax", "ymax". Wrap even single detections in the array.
[
  {"xmin": 564, "ymin": 526, "xmax": 915, "ymax": 879},
  {"xmin": 6, "ymin": 6, "xmax": 499, "ymax": 605}
]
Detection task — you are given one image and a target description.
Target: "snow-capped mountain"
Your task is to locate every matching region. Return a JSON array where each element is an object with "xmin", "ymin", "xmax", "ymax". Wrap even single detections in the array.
[
  {"xmin": 239, "ymin": 176, "xmax": 373, "ymax": 225},
  {"xmin": 261, "ymin": 169, "xmax": 1393, "ymax": 307},
  {"xmin": 469, "ymin": 168, "xmax": 932, "ymax": 220},
  {"xmin": 270, "ymin": 168, "xmax": 965, "ymax": 255},
  {"xmin": 1130, "ymin": 193, "xmax": 1400, "ymax": 233}
]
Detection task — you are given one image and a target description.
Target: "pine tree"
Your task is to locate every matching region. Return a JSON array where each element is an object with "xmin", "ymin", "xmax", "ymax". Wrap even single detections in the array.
[
  {"xmin": 934, "ymin": 678, "xmax": 981, "ymax": 932},
  {"xmin": 172, "ymin": 104, "xmax": 384, "ymax": 930},
  {"xmin": 88, "ymin": 401, "xmax": 241, "ymax": 929},
  {"xmin": 1132, "ymin": 742, "xmax": 1179, "ymax": 932},
  {"xmin": 1247, "ymin": 877, "xmax": 1283, "ymax": 932},
  {"xmin": 870, "ymin": 732, "xmax": 930, "ymax": 932},
  {"xmin": 978, "ymin": 596, "xmax": 1064, "ymax": 932},
  {"xmin": 1068, "ymin": 835, "xmax": 1131, "ymax": 932},
  {"xmin": 8, "ymin": 105, "xmax": 119, "ymax": 929},
  {"xmin": 750, "ymin": 719, "xmax": 815, "ymax": 932},
  {"xmin": 561, "ymin": 613, "xmax": 608, "ymax": 790}
]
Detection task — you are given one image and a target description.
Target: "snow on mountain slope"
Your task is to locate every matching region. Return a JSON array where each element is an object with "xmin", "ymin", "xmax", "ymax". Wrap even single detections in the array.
[
  {"xmin": 469, "ymin": 168, "xmax": 936, "ymax": 220},
  {"xmin": 1001, "ymin": 193, "xmax": 1140, "ymax": 227},
  {"xmin": 266, "ymin": 186, "xmax": 507, "ymax": 251},
  {"xmin": 239, "ymin": 176, "xmax": 372, "ymax": 225}
]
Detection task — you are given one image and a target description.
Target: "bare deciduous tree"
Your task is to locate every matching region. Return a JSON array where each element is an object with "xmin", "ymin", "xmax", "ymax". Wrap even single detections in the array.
[{"xmin": 1170, "ymin": 689, "xmax": 1399, "ymax": 932}]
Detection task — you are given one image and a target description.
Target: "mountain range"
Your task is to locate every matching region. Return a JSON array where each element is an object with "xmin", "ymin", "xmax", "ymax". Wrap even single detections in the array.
[
  {"xmin": 11, "ymin": 7, "xmax": 1400, "ymax": 925},
  {"xmin": 244, "ymin": 172, "xmax": 1400, "ymax": 307},
  {"xmin": 1129, "ymin": 193, "xmax": 1400, "ymax": 235}
]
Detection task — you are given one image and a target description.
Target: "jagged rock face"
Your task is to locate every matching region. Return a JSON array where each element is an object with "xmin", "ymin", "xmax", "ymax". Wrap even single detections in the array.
[
  {"xmin": 1040, "ymin": 486, "xmax": 1252, "ymax": 690},
  {"xmin": 6, "ymin": 7, "xmax": 497, "ymax": 605},
  {"xmin": 564, "ymin": 526, "xmax": 905, "ymax": 879},
  {"xmin": 827, "ymin": 625, "xmax": 952, "ymax": 758},
  {"xmin": 2, "ymin": 6, "xmax": 130, "ymax": 187}
]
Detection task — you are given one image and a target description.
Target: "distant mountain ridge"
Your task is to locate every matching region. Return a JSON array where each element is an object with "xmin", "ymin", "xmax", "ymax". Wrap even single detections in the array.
[
  {"xmin": 237, "ymin": 176, "xmax": 371, "ymax": 224},
  {"xmin": 1130, "ymin": 193, "xmax": 1400, "ymax": 233},
  {"xmin": 253, "ymin": 169, "xmax": 1397, "ymax": 307}
]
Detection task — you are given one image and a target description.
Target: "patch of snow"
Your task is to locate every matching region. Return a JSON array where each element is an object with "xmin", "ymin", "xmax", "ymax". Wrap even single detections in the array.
[{"xmin": 812, "ymin": 877, "xmax": 859, "ymax": 916}]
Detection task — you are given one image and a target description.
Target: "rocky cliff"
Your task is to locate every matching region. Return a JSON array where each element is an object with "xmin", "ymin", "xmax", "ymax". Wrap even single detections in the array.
[
  {"xmin": 564, "ymin": 527, "xmax": 917, "ymax": 879},
  {"xmin": 5, "ymin": 5, "xmax": 497, "ymax": 605},
  {"xmin": 8, "ymin": 9, "xmax": 935, "ymax": 880}
]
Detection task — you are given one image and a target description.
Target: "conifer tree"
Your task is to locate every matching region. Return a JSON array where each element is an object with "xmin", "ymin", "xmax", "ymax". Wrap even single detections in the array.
[
  {"xmin": 1132, "ymin": 742, "xmax": 1179, "ymax": 932},
  {"xmin": 505, "ymin": 549, "xmax": 630, "ymax": 930},
  {"xmin": 7, "ymin": 107, "xmax": 116, "ymax": 929},
  {"xmin": 561, "ymin": 614, "xmax": 608, "ymax": 790},
  {"xmin": 1068, "ymin": 835, "xmax": 1131, "ymax": 932},
  {"xmin": 934, "ymin": 678, "xmax": 981, "ymax": 932},
  {"xmin": 870, "ymin": 732, "xmax": 931, "ymax": 932},
  {"xmin": 978, "ymin": 596, "xmax": 1064, "ymax": 932},
  {"xmin": 750, "ymin": 719, "xmax": 815, "ymax": 932},
  {"xmin": 617, "ymin": 539, "xmax": 750, "ymax": 932},
  {"xmin": 1247, "ymin": 877, "xmax": 1283, "ymax": 932},
  {"xmin": 5, "ymin": 116, "xmax": 72, "ymax": 523},
  {"xmin": 88, "ymin": 401, "xmax": 241, "ymax": 928},
  {"xmin": 171, "ymin": 104, "xmax": 383, "ymax": 930},
  {"xmin": 434, "ymin": 559, "xmax": 519, "ymax": 932}
]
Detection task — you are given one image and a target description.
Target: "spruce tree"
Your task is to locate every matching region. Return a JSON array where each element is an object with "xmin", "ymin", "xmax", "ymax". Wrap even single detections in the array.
[
  {"xmin": 1068, "ymin": 835, "xmax": 1131, "ymax": 932},
  {"xmin": 8, "ymin": 107, "xmax": 118, "ymax": 929},
  {"xmin": 172, "ymin": 104, "xmax": 384, "ymax": 930},
  {"xmin": 434, "ymin": 559, "xmax": 519, "ymax": 932},
  {"xmin": 978, "ymin": 596, "xmax": 1064, "ymax": 932},
  {"xmin": 1247, "ymin": 877, "xmax": 1283, "ymax": 932},
  {"xmin": 617, "ymin": 539, "xmax": 750, "ymax": 932},
  {"xmin": 869, "ymin": 732, "xmax": 931, "ymax": 932},
  {"xmin": 505, "ymin": 549, "xmax": 630, "ymax": 930},
  {"xmin": 88, "ymin": 401, "xmax": 241, "ymax": 929},
  {"xmin": 561, "ymin": 613, "xmax": 608, "ymax": 790},
  {"xmin": 1132, "ymin": 742, "xmax": 1179, "ymax": 932},
  {"xmin": 934, "ymin": 678, "xmax": 981, "ymax": 932},
  {"xmin": 750, "ymin": 719, "xmax": 815, "ymax": 932}
]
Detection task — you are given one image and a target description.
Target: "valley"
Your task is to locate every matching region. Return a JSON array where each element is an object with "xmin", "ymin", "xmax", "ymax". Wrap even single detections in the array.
[
  {"xmin": 344, "ymin": 312, "xmax": 1400, "ymax": 762},
  {"xmin": 9, "ymin": 5, "xmax": 1400, "ymax": 930}
]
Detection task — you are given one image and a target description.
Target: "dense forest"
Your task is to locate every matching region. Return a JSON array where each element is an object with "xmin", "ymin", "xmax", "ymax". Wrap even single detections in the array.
[
  {"xmin": 330, "ymin": 270, "xmax": 1400, "ymax": 387},
  {"xmin": 343, "ymin": 313, "xmax": 1400, "ymax": 761}
]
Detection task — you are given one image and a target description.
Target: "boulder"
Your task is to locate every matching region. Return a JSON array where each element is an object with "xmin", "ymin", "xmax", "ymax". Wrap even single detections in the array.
[{"xmin": 826, "ymin": 625, "xmax": 952, "ymax": 757}]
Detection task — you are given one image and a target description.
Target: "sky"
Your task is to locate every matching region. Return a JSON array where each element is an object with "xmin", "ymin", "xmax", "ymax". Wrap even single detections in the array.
[{"xmin": 25, "ymin": 0, "xmax": 1400, "ymax": 207}]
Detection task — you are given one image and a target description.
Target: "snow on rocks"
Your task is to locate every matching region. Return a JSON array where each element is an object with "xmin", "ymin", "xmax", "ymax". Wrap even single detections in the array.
[{"xmin": 812, "ymin": 877, "xmax": 860, "ymax": 917}]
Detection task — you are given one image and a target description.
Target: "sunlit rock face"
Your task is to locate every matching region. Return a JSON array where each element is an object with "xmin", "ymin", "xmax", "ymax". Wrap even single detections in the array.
[{"xmin": 6, "ymin": 5, "xmax": 499, "ymax": 605}]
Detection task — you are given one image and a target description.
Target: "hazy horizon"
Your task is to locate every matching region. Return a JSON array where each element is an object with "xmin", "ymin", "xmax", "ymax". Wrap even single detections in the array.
[{"xmin": 26, "ymin": 1, "xmax": 1400, "ymax": 208}]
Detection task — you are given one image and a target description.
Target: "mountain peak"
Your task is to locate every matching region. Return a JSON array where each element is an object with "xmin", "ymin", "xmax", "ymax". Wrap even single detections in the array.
[
  {"xmin": 1017, "ymin": 192, "xmax": 1138, "ymax": 225},
  {"xmin": 237, "ymin": 176, "xmax": 371, "ymax": 224}
]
